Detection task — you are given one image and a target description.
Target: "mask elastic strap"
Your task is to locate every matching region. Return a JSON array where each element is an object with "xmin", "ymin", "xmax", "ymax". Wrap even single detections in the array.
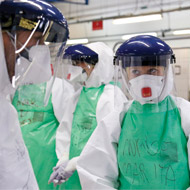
[
  {"xmin": 6, "ymin": 31, "xmax": 17, "ymax": 49},
  {"xmin": 15, "ymin": 20, "xmax": 41, "ymax": 54},
  {"xmin": 9, "ymin": 30, "xmax": 32, "ymax": 53}
]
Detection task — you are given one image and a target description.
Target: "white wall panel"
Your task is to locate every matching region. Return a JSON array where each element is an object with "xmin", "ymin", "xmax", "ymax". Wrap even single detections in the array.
[
  {"xmin": 173, "ymin": 48, "xmax": 190, "ymax": 100},
  {"xmin": 169, "ymin": 11, "xmax": 190, "ymax": 29},
  {"xmin": 53, "ymin": 0, "xmax": 190, "ymax": 101},
  {"xmin": 67, "ymin": 10, "xmax": 190, "ymax": 45}
]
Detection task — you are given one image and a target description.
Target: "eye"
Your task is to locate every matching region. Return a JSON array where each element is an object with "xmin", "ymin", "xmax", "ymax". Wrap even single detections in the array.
[
  {"xmin": 131, "ymin": 69, "xmax": 140, "ymax": 76},
  {"xmin": 148, "ymin": 68, "xmax": 158, "ymax": 75},
  {"xmin": 72, "ymin": 61, "xmax": 77, "ymax": 66}
]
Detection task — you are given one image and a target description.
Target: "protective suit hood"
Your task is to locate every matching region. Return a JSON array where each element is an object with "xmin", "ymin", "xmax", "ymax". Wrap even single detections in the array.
[
  {"xmin": 159, "ymin": 63, "xmax": 174, "ymax": 101},
  {"xmin": 0, "ymin": 28, "xmax": 13, "ymax": 97},
  {"xmin": 85, "ymin": 42, "xmax": 114, "ymax": 88}
]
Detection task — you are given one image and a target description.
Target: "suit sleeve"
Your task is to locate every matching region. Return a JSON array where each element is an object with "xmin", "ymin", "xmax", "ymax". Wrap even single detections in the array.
[
  {"xmin": 77, "ymin": 85, "xmax": 128, "ymax": 189},
  {"xmin": 175, "ymin": 96, "xmax": 190, "ymax": 170}
]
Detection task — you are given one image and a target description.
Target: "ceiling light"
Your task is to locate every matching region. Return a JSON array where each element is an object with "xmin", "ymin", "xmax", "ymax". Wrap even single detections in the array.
[
  {"xmin": 173, "ymin": 29, "xmax": 190, "ymax": 35},
  {"xmin": 113, "ymin": 14, "xmax": 162, "ymax": 25},
  {"xmin": 67, "ymin": 38, "xmax": 89, "ymax": 45},
  {"xmin": 122, "ymin": 32, "xmax": 157, "ymax": 40}
]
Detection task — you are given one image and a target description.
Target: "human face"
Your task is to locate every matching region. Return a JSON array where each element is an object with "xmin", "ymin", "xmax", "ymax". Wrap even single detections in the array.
[
  {"xmin": 2, "ymin": 30, "xmax": 44, "ymax": 82},
  {"xmin": 2, "ymin": 31, "xmax": 15, "ymax": 82},
  {"xmin": 16, "ymin": 31, "xmax": 44, "ymax": 50},
  {"xmin": 126, "ymin": 66, "xmax": 165, "ymax": 80},
  {"xmin": 74, "ymin": 61, "xmax": 94, "ymax": 77}
]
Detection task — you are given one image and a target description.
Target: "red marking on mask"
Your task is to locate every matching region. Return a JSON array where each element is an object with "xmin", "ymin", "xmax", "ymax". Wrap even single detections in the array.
[
  {"xmin": 67, "ymin": 73, "xmax": 71, "ymax": 80},
  {"xmin": 141, "ymin": 87, "xmax": 152, "ymax": 97}
]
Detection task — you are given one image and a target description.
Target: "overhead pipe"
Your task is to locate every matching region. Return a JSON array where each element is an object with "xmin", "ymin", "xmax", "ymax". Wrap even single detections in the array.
[
  {"xmin": 64, "ymin": 0, "xmax": 189, "ymax": 19},
  {"xmin": 45, "ymin": 0, "xmax": 88, "ymax": 5},
  {"xmin": 67, "ymin": 6, "xmax": 190, "ymax": 24}
]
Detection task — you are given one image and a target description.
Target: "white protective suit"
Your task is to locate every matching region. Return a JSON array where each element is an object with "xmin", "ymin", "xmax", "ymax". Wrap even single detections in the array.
[
  {"xmin": 0, "ymin": 29, "xmax": 39, "ymax": 189},
  {"xmin": 14, "ymin": 45, "xmax": 74, "ymax": 123},
  {"xmin": 55, "ymin": 42, "xmax": 128, "ymax": 167},
  {"xmin": 12, "ymin": 49, "xmax": 74, "ymax": 190},
  {"xmin": 52, "ymin": 77, "xmax": 74, "ymax": 123},
  {"xmin": 77, "ymin": 64, "xmax": 190, "ymax": 189}
]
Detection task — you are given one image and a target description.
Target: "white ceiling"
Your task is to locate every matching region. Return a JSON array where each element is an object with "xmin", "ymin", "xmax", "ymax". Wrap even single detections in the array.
[
  {"xmin": 52, "ymin": 0, "xmax": 190, "ymax": 48},
  {"xmin": 54, "ymin": 0, "xmax": 190, "ymax": 22}
]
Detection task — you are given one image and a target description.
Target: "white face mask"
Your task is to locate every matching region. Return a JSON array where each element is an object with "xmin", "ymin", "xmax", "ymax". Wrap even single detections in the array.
[
  {"xmin": 14, "ymin": 45, "xmax": 52, "ymax": 86},
  {"xmin": 128, "ymin": 74, "xmax": 164, "ymax": 104},
  {"xmin": 67, "ymin": 65, "xmax": 87, "ymax": 85}
]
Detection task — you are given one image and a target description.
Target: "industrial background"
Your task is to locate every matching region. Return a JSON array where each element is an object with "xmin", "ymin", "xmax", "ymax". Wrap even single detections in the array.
[{"xmin": 46, "ymin": 0, "xmax": 190, "ymax": 100}]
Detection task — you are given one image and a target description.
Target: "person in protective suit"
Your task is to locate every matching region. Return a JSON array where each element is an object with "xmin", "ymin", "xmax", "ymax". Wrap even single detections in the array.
[
  {"xmin": 76, "ymin": 35, "xmax": 190, "ymax": 189},
  {"xmin": 48, "ymin": 42, "xmax": 127, "ymax": 189},
  {"xmin": 0, "ymin": 31, "xmax": 39, "ymax": 189},
  {"xmin": 0, "ymin": 0, "xmax": 70, "ymax": 189}
]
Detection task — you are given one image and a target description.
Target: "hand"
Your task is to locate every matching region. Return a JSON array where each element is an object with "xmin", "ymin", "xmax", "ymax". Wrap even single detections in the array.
[
  {"xmin": 48, "ymin": 161, "xmax": 68, "ymax": 186},
  {"xmin": 48, "ymin": 157, "xmax": 78, "ymax": 186}
]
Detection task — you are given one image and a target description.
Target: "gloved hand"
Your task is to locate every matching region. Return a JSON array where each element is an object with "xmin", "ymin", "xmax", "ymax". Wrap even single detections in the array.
[{"xmin": 48, "ymin": 157, "xmax": 78, "ymax": 187}]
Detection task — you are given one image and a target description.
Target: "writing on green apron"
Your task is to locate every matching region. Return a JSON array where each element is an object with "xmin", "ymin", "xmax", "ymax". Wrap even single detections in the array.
[
  {"xmin": 64, "ymin": 85, "xmax": 105, "ymax": 190},
  {"xmin": 12, "ymin": 83, "xmax": 61, "ymax": 190},
  {"xmin": 118, "ymin": 96, "xmax": 190, "ymax": 189}
]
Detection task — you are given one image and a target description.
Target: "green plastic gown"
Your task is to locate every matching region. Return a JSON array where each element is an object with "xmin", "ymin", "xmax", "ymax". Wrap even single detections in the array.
[
  {"xmin": 117, "ymin": 96, "xmax": 190, "ymax": 189},
  {"xmin": 12, "ymin": 83, "xmax": 62, "ymax": 190},
  {"xmin": 63, "ymin": 85, "xmax": 105, "ymax": 190}
]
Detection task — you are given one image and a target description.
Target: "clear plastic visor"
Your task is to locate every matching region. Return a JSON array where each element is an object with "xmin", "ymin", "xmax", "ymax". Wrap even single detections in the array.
[
  {"xmin": 1, "ymin": 19, "xmax": 67, "ymax": 106},
  {"xmin": 114, "ymin": 55, "xmax": 176, "ymax": 112},
  {"xmin": 59, "ymin": 55, "xmax": 95, "ymax": 87}
]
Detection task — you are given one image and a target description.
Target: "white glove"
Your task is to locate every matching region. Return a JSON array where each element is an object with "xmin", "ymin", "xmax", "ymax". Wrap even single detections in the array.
[{"xmin": 48, "ymin": 157, "xmax": 79, "ymax": 187}]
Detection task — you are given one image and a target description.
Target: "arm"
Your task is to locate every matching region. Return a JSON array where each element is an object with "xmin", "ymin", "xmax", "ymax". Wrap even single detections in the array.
[
  {"xmin": 77, "ymin": 110, "xmax": 122, "ymax": 189},
  {"xmin": 49, "ymin": 88, "xmax": 82, "ymax": 186},
  {"xmin": 52, "ymin": 78, "xmax": 74, "ymax": 123},
  {"xmin": 0, "ymin": 97, "xmax": 39, "ymax": 189},
  {"xmin": 175, "ymin": 96, "xmax": 190, "ymax": 169},
  {"xmin": 55, "ymin": 88, "xmax": 81, "ymax": 162},
  {"xmin": 77, "ymin": 85, "xmax": 128, "ymax": 189}
]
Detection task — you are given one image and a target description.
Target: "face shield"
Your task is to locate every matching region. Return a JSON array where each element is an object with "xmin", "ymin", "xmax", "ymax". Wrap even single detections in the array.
[
  {"xmin": 61, "ymin": 55, "xmax": 94, "ymax": 90},
  {"xmin": 115, "ymin": 37, "xmax": 189, "ymax": 186},
  {"xmin": 0, "ymin": 27, "xmax": 13, "ymax": 97},
  {"xmin": 114, "ymin": 54, "xmax": 176, "ymax": 111},
  {"xmin": 1, "ymin": 13, "xmax": 68, "ymax": 106}
]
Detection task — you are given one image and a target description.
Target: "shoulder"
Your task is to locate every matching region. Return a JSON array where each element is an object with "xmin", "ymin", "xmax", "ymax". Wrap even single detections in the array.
[
  {"xmin": 52, "ymin": 78, "xmax": 74, "ymax": 95},
  {"xmin": 174, "ymin": 96, "xmax": 190, "ymax": 111},
  {"xmin": 102, "ymin": 84, "xmax": 127, "ymax": 102},
  {"xmin": 99, "ymin": 84, "xmax": 128, "ymax": 109},
  {"xmin": 174, "ymin": 96, "xmax": 190, "ymax": 136},
  {"xmin": 0, "ymin": 96, "xmax": 20, "ymax": 135},
  {"xmin": 96, "ymin": 84, "xmax": 128, "ymax": 122},
  {"xmin": 0, "ymin": 96, "xmax": 17, "ymax": 117}
]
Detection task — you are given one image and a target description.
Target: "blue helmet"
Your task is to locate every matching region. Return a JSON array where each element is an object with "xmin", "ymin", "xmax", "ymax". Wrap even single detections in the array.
[
  {"xmin": 0, "ymin": 0, "xmax": 69, "ymax": 43},
  {"xmin": 64, "ymin": 44, "xmax": 99, "ymax": 65},
  {"xmin": 115, "ymin": 35, "xmax": 175, "ymax": 68}
]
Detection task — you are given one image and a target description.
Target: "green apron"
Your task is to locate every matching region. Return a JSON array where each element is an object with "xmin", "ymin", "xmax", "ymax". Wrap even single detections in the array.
[
  {"xmin": 12, "ymin": 83, "xmax": 61, "ymax": 190},
  {"xmin": 118, "ymin": 96, "xmax": 190, "ymax": 189},
  {"xmin": 64, "ymin": 85, "xmax": 105, "ymax": 190}
]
